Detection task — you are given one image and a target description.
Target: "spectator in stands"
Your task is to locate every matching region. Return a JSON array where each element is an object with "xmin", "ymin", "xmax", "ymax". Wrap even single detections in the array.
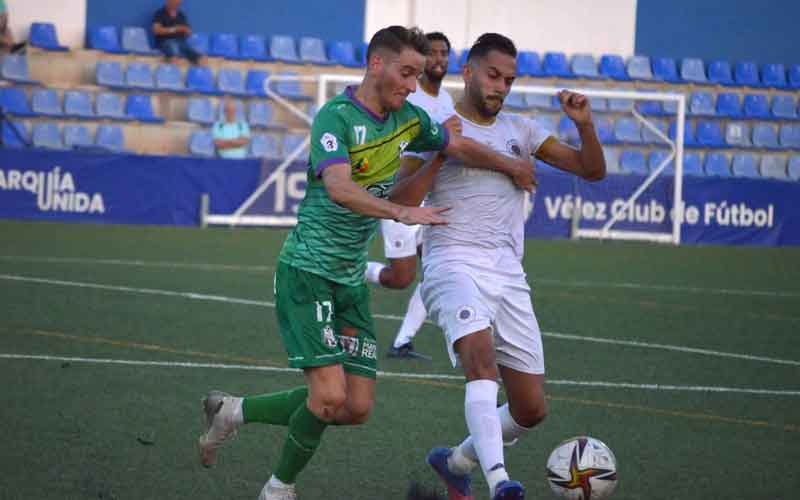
[
  {"xmin": 0, "ymin": 0, "xmax": 15, "ymax": 53},
  {"xmin": 212, "ymin": 99, "xmax": 250, "ymax": 159},
  {"xmin": 152, "ymin": 0, "xmax": 205, "ymax": 65}
]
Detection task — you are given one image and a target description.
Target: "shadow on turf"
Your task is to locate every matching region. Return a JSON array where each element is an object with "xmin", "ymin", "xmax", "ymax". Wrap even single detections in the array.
[{"xmin": 407, "ymin": 482, "xmax": 444, "ymax": 500}]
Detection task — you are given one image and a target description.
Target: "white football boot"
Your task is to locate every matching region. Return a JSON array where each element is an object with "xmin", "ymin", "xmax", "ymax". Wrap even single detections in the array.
[{"xmin": 198, "ymin": 390, "xmax": 242, "ymax": 467}]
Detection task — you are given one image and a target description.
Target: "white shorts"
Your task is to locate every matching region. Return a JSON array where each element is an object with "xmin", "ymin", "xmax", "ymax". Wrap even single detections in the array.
[
  {"xmin": 381, "ymin": 219, "xmax": 422, "ymax": 259},
  {"xmin": 420, "ymin": 259, "xmax": 545, "ymax": 374}
]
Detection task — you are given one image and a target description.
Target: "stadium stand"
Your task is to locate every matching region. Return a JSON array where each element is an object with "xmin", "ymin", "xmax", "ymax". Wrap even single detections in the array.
[
  {"xmin": 121, "ymin": 26, "xmax": 161, "ymax": 56},
  {"xmin": 704, "ymin": 152, "xmax": 731, "ymax": 177},
  {"xmin": 731, "ymin": 153, "xmax": 760, "ymax": 178},
  {"xmin": 240, "ymin": 34, "xmax": 270, "ymax": 62},
  {"xmin": 31, "ymin": 89, "xmax": 62, "ymax": 118},
  {"xmin": 63, "ymin": 124, "xmax": 93, "ymax": 149},
  {"xmin": 30, "ymin": 23, "xmax": 69, "ymax": 52},
  {"xmin": 1, "ymin": 55, "xmax": 39, "ymax": 85},
  {"xmin": 2, "ymin": 121, "xmax": 30, "ymax": 148},
  {"xmin": 88, "ymin": 26, "xmax": 127, "ymax": 54},
  {"xmin": 64, "ymin": 91, "xmax": 95, "ymax": 120},
  {"xmin": 32, "ymin": 122, "xmax": 65, "ymax": 149},
  {"xmin": 0, "ymin": 87, "xmax": 36, "ymax": 117}
]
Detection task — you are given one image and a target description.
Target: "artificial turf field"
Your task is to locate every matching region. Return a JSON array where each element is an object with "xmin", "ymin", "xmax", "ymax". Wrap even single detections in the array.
[{"xmin": 1, "ymin": 219, "xmax": 798, "ymax": 500}]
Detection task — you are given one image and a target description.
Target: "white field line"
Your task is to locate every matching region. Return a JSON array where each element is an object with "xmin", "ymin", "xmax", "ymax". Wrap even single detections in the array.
[
  {"xmin": 1, "ymin": 255, "xmax": 798, "ymax": 298},
  {"xmin": 1, "ymin": 353, "xmax": 799, "ymax": 397},
  {"xmin": 1, "ymin": 273, "xmax": 799, "ymax": 368}
]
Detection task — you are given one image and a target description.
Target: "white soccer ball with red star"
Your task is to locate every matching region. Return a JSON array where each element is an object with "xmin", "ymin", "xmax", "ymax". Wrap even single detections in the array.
[{"xmin": 546, "ymin": 436, "xmax": 618, "ymax": 499}]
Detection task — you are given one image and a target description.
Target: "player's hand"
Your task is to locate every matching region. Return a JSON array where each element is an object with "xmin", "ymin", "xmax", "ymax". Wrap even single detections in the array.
[
  {"xmin": 442, "ymin": 115, "xmax": 463, "ymax": 137},
  {"xmin": 395, "ymin": 206, "xmax": 449, "ymax": 225},
  {"xmin": 559, "ymin": 90, "xmax": 592, "ymax": 127},
  {"xmin": 509, "ymin": 158, "xmax": 538, "ymax": 193}
]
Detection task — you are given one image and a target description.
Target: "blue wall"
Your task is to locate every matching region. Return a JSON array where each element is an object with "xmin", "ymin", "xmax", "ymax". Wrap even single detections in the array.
[
  {"xmin": 85, "ymin": 0, "xmax": 365, "ymax": 45},
  {"xmin": 635, "ymin": 0, "xmax": 800, "ymax": 65}
]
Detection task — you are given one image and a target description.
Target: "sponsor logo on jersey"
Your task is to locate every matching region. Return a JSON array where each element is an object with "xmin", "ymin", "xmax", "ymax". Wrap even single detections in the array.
[
  {"xmin": 354, "ymin": 157, "xmax": 369, "ymax": 174},
  {"xmin": 337, "ymin": 335, "xmax": 360, "ymax": 357},
  {"xmin": 506, "ymin": 139, "xmax": 522, "ymax": 157},
  {"xmin": 322, "ymin": 325, "xmax": 337, "ymax": 348},
  {"xmin": 321, "ymin": 132, "xmax": 338, "ymax": 152},
  {"xmin": 456, "ymin": 305, "xmax": 476, "ymax": 323}
]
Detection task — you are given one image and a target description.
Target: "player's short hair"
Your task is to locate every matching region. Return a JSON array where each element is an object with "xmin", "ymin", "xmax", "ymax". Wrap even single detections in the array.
[
  {"xmin": 466, "ymin": 33, "xmax": 517, "ymax": 63},
  {"xmin": 366, "ymin": 26, "xmax": 431, "ymax": 62},
  {"xmin": 426, "ymin": 31, "xmax": 451, "ymax": 52}
]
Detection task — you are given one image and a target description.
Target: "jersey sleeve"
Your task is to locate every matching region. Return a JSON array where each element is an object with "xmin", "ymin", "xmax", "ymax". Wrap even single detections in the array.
[
  {"xmin": 309, "ymin": 105, "xmax": 351, "ymax": 178},
  {"xmin": 525, "ymin": 117, "xmax": 556, "ymax": 155},
  {"xmin": 405, "ymin": 104, "xmax": 449, "ymax": 154}
]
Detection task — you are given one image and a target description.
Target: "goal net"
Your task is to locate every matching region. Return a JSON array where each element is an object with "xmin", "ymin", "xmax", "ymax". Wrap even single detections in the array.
[{"xmin": 202, "ymin": 73, "xmax": 686, "ymax": 245}]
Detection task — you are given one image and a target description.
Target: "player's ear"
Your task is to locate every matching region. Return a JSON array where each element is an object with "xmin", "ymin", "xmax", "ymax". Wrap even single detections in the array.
[{"xmin": 462, "ymin": 60, "xmax": 471, "ymax": 83}]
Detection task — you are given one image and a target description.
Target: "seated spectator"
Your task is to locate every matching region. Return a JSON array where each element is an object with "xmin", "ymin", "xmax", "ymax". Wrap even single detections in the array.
[
  {"xmin": 0, "ymin": 0, "xmax": 16, "ymax": 53},
  {"xmin": 152, "ymin": 0, "xmax": 205, "ymax": 65},
  {"xmin": 212, "ymin": 100, "xmax": 250, "ymax": 159}
]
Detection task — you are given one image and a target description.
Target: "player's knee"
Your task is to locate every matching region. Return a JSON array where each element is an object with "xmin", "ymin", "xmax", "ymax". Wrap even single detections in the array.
[
  {"xmin": 311, "ymin": 388, "xmax": 348, "ymax": 421},
  {"xmin": 346, "ymin": 399, "xmax": 374, "ymax": 425},
  {"xmin": 513, "ymin": 400, "xmax": 548, "ymax": 428}
]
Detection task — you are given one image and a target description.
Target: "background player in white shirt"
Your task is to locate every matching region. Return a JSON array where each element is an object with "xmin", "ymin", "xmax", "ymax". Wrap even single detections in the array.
[
  {"xmin": 395, "ymin": 33, "xmax": 606, "ymax": 500},
  {"xmin": 365, "ymin": 32, "xmax": 456, "ymax": 360}
]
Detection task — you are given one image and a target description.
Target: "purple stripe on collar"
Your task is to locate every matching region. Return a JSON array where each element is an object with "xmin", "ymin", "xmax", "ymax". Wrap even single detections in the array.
[
  {"xmin": 314, "ymin": 157, "xmax": 349, "ymax": 178},
  {"xmin": 345, "ymin": 85, "xmax": 388, "ymax": 124}
]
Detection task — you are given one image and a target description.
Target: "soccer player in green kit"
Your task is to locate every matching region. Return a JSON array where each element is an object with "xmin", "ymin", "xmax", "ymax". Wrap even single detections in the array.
[{"xmin": 197, "ymin": 26, "xmax": 538, "ymax": 500}]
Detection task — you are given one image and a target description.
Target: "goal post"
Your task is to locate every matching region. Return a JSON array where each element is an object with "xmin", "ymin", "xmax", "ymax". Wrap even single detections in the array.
[{"xmin": 203, "ymin": 73, "xmax": 686, "ymax": 245}]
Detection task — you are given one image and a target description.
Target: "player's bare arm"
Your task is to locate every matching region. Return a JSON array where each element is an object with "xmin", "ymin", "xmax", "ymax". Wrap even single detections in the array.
[
  {"xmin": 322, "ymin": 162, "xmax": 448, "ymax": 225},
  {"xmin": 444, "ymin": 133, "xmax": 537, "ymax": 192},
  {"xmin": 535, "ymin": 90, "xmax": 606, "ymax": 182}
]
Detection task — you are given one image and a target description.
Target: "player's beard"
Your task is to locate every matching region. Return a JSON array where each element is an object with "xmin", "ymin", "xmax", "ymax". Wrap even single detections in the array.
[
  {"xmin": 471, "ymin": 88, "xmax": 504, "ymax": 119},
  {"xmin": 423, "ymin": 64, "xmax": 446, "ymax": 84}
]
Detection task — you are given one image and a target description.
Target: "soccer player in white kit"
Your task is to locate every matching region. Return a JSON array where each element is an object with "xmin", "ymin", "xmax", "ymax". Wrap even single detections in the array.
[
  {"xmin": 365, "ymin": 32, "xmax": 457, "ymax": 360},
  {"xmin": 401, "ymin": 34, "xmax": 607, "ymax": 500}
]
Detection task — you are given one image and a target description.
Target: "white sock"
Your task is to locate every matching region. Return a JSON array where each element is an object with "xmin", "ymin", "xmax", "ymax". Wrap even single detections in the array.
[
  {"xmin": 268, "ymin": 475, "xmax": 292, "ymax": 488},
  {"xmin": 231, "ymin": 397, "xmax": 244, "ymax": 426},
  {"xmin": 393, "ymin": 283, "xmax": 427, "ymax": 348},
  {"xmin": 365, "ymin": 261, "xmax": 385, "ymax": 285},
  {"xmin": 463, "ymin": 379, "xmax": 507, "ymax": 494},
  {"xmin": 451, "ymin": 403, "xmax": 530, "ymax": 473}
]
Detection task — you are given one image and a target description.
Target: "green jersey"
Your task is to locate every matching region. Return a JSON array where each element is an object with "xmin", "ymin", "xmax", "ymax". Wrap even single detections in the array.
[{"xmin": 279, "ymin": 85, "xmax": 449, "ymax": 286}]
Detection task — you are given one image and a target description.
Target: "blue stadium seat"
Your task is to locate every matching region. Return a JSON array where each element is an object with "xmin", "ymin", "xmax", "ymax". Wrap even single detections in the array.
[
  {"xmin": 88, "ymin": 26, "xmax": 127, "ymax": 54},
  {"xmin": 518, "ymin": 51, "xmax": 543, "ymax": 77},
  {"xmin": 187, "ymin": 97, "xmax": 215, "ymax": 125},
  {"xmin": 695, "ymin": 120, "xmax": 725, "ymax": 148},
  {"xmin": 32, "ymin": 123, "xmax": 65, "ymax": 149},
  {"xmin": 125, "ymin": 94, "xmax": 164, "ymax": 123},
  {"xmin": 30, "ymin": 22, "xmax": 69, "ymax": 51},
  {"xmin": 599, "ymin": 55, "xmax": 630, "ymax": 81},
  {"xmin": 95, "ymin": 125, "xmax": 127, "ymax": 152},
  {"xmin": 731, "ymin": 153, "xmax": 759, "ymax": 178},
  {"xmin": 95, "ymin": 61, "xmax": 127, "ymax": 90},
  {"xmin": 31, "ymin": 89, "xmax": 62, "ymax": 117},
  {"xmin": 602, "ymin": 147, "xmax": 621, "ymax": 174},
  {"xmin": 270, "ymin": 35, "xmax": 300, "ymax": 64},
  {"xmin": 734, "ymin": 61, "xmax": 762, "ymax": 87},
  {"xmin": 1, "ymin": 55, "xmax": 39, "ymax": 85},
  {"xmin": 648, "ymin": 150, "xmax": 674, "ymax": 174},
  {"xmin": 724, "ymin": 122, "xmax": 751, "ymax": 148},
  {"xmin": 662, "ymin": 100, "xmax": 679, "ymax": 115},
  {"xmin": 248, "ymin": 101, "xmax": 285, "ymax": 130},
  {"xmin": 240, "ymin": 34, "xmax": 270, "ymax": 62},
  {"xmin": 63, "ymin": 91, "xmax": 94, "ymax": 120},
  {"xmin": 688, "ymin": 92, "xmax": 715, "ymax": 116},
  {"xmin": 217, "ymin": 68, "xmax": 247, "ymax": 96},
  {"xmin": 752, "ymin": 123, "xmax": 779, "ymax": 149},
  {"xmin": 126, "ymin": 62, "xmax": 156, "ymax": 90},
  {"xmin": 63, "ymin": 124, "xmax": 93, "ymax": 149},
  {"xmin": 96, "ymin": 93, "xmax": 131, "ymax": 122},
  {"xmin": 594, "ymin": 117, "xmax": 615, "ymax": 144},
  {"xmin": 683, "ymin": 153, "xmax": 704, "ymax": 176},
  {"xmin": 282, "ymin": 133, "xmax": 308, "ymax": 160},
  {"xmin": 743, "ymin": 94, "xmax": 771, "ymax": 120},
  {"xmin": 504, "ymin": 92, "xmax": 529, "ymax": 111},
  {"xmin": 779, "ymin": 125, "xmax": 800, "ymax": 149},
  {"xmin": 300, "ymin": 37, "xmax": 332, "ymax": 65},
  {"xmin": 543, "ymin": 52, "xmax": 574, "ymax": 78},
  {"xmin": 651, "ymin": 57, "xmax": 682, "ymax": 83},
  {"xmin": 525, "ymin": 93, "xmax": 555, "ymax": 110},
  {"xmin": 2, "ymin": 121, "xmax": 30, "ymax": 148},
  {"xmin": 771, "ymin": 95, "xmax": 797, "ymax": 120},
  {"xmin": 249, "ymin": 134, "xmax": 282, "ymax": 159},
  {"xmin": 608, "ymin": 98, "xmax": 634, "ymax": 113},
  {"xmin": 571, "ymin": 54, "xmax": 601, "ymax": 79},
  {"xmin": 761, "ymin": 63, "xmax": 787, "ymax": 89},
  {"xmin": 274, "ymin": 72, "xmax": 312, "ymax": 101},
  {"xmin": 186, "ymin": 66, "xmax": 223, "ymax": 95},
  {"xmin": 457, "ymin": 50, "xmax": 469, "ymax": 73},
  {"xmin": 669, "ymin": 120, "xmax": 697, "ymax": 147},
  {"xmin": 680, "ymin": 58, "xmax": 707, "ymax": 84},
  {"xmin": 641, "ymin": 120, "xmax": 669, "ymax": 144},
  {"xmin": 636, "ymin": 100, "xmax": 663, "ymax": 116},
  {"xmin": 245, "ymin": 70, "xmax": 270, "ymax": 97},
  {"xmin": 189, "ymin": 131, "xmax": 215, "ymax": 157},
  {"xmin": 357, "ymin": 42, "xmax": 369, "ymax": 67},
  {"xmin": 209, "ymin": 32, "xmax": 242, "ymax": 60},
  {"xmin": 0, "ymin": 87, "xmax": 36, "ymax": 117},
  {"xmin": 328, "ymin": 41, "xmax": 360, "ymax": 68},
  {"xmin": 789, "ymin": 65, "xmax": 800, "ymax": 90},
  {"xmin": 703, "ymin": 152, "xmax": 731, "ymax": 177},
  {"xmin": 788, "ymin": 156, "xmax": 800, "ymax": 180},
  {"xmin": 187, "ymin": 32, "xmax": 209, "ymax": 55},
  {"xmin": 613, "ymin": 118, "xmax": 641, "ymax": 143},
  {"xmin": 708, "ymin": 60, "xmax": 735, "ymax": 86},
  {"xmin": 626, "ymin": 56, "xmax": 653, "ymax": 81},
  {"xmin": 216, "ymin": 99, "xmax": 246, "ymax": 122},
  {"xmin": 760, "ymin": 155, "xmax": 788, "ymax": 180},
  {"xmin": 619, "ymin": 150, "xmax": 647, "ymax": 175},
  {"xmin": 155, "ymin": 64, "xmax": 188, "ymax": 93},
  {"xmin": 558, "ymin": 116, "xmax": 579, "ymax": 145},
  {"xmin": 446, "ymin": 49, "xmax": 462, "ymax": 75},
  {"xmin": 716, "ymin": 93, "xmax": 742, "ymax": 118},
  {"xmin": 590, "ymin": 98, "xmax": 608, "ymax": 112},
  {"xmin": 121, "ymin": 26, "xmax": 160, "ymax": 56}
]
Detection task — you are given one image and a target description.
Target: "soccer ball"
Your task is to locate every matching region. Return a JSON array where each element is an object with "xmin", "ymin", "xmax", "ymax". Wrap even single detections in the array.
[{"xmin": 545, "ymin": 436, "xmax": 617, "ymax": 499}]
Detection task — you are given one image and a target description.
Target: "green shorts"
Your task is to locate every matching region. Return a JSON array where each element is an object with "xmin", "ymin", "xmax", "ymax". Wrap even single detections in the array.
[{"xmin": 274, "ymin": 261, "xmax": 377, "ymax": 379}]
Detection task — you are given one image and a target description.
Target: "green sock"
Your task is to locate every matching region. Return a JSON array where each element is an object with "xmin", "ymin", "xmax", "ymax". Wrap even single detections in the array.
[
  {"xmin": 242, "ymin": 386, "xmax": 308, "ymax": 426},
  {"xmin": 274, "ymin": 403, "xmax": 328, "ymax": 484}
]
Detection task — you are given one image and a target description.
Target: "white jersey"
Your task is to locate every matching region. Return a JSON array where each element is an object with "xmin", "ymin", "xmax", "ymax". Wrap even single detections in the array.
[
  {"xmin": 404, "ymin": 86, "xmax": 455, "ymax": 162},
  {"xmin": 422, "ymin": 111, "xmax": 552, "ymax": 264}
]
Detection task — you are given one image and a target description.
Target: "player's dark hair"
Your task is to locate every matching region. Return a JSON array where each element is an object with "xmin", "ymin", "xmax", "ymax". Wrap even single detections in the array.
[
  {"xmin": 367, "ymin": 26, "xmax": 431, "ymax": 63},
  {"xmin": 466, "ymin": 32, "xmax": 517, "ymax": 63},
  {"xmin": 426, "ymin": 31, "xmax": 451, "ymax": 52}
]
